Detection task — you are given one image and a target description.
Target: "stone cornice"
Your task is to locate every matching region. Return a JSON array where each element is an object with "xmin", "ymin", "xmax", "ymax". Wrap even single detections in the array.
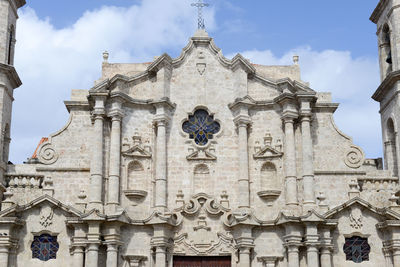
[
  {"xmin": 313, "ymin": 102, "xmax": 339, "ymax": 113},
  {"xmin": 0, "ymin": 63, "xmax": 22, "ymax": 89},
  {"xmin": 372, "ymin": 70, "xmax": 400, "ymax": 102},
  {"xmin": 64, "ymin": 101, "xmax": 90, "ymax": 113},
  {"xmin": 370, "ymin": 0, "xmax": 388, "ymax": 24}
]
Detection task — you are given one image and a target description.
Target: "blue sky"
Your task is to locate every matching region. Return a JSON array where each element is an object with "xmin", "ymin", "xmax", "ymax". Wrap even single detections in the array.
[{"xmin": 10, "ymin": 0, "xmax": 382, "ymax": 163}]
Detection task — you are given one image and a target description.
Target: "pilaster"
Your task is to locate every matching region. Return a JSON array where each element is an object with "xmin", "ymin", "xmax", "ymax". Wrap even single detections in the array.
[
  {"xmin": 89, "ymin": 94, "xmax": 107, "ymax": 210},
  {"xmin": 277, "ymin": 93, "xmax": 299, "ymax": 208},
  {"xmin": 107, "ymin": 97, "xmax": 124, "ymax": 211},
  {"xmin": 298, "ymin": 96, "xmax": 316, "ymax": 210}
]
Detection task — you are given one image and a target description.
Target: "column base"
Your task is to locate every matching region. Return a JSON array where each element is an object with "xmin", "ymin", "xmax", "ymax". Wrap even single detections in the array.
[
  {"xmin": 88, "ymin": 202, "xmax": 104, "ymax": 212},
  {"xmin": 105, "ymin": 203, "xmax": 120, "ymax": 214},
  {"xmin": 302, "ymin": 202, "xmax": 317, "ymax": 213}
]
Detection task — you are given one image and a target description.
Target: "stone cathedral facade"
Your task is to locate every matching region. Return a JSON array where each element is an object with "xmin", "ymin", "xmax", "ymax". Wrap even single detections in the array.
[{"xmin": 2, "ymin": 0, "xmax": 400, "ymax": 267}]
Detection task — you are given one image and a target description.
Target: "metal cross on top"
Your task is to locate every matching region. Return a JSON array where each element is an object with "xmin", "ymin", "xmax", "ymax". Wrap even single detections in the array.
[{"xmin": 191, "ymin": 0, "xmax": 209, "ymax": 30}]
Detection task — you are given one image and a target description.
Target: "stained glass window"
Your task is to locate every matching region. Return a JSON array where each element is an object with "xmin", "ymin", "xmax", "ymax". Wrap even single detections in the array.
[
  {"xmin": 343, "ymin": 236, "xmax": 370, "ymax": 263},
  {"xmin": 31, "ymin": 234, "xmax": 59, "ymax": 261},
  {"xmin": 182, "ymin": 109, "xmax": 220, "ymax": 146}
]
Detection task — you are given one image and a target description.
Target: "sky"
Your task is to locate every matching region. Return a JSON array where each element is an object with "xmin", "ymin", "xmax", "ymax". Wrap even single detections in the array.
[{"xmin": 10, "ymin": 0, "xmax": 381, "ymax": 163}]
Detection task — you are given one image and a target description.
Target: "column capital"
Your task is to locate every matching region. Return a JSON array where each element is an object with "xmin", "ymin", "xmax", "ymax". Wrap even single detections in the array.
[
  {"xmin": 153, "ymin": 114, "xmax": 169, "ymax": 127},
  {"xmin": 282, "ymin": 112, "xmax": 298, "ymax": 122},
  {"xmin": 108, "ymin": 109, "xmax": 124, "ymax": 121},
  {"xmin": 233, "ymin": 115, "xmax": 252, "ymax": 127}
]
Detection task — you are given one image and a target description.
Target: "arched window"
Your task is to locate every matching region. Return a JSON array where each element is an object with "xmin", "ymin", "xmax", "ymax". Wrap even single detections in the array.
[
  {"xmin": 7, "ymin": 27, "xmax": 14, "ymax": 65},
  {"xmin": 260, "ymin": 162, "xmax": 278, "ymax": 190},
  {"xmin": 386, "ymin": 118, "xmax": 398, "ymax": 176},
  {"xmin": 2, "ymin": 124, "xmax": 10, "ymax": 163},
  {"xmin": 382, "ymin": 24, "xmax": 392, "ymax": 73},
  {"xmin": 127, "ymin": 160, "xmax": 146, "ymax": 190}
]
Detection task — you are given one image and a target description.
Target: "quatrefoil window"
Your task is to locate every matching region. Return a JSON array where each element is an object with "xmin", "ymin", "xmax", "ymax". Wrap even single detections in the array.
[{"xmin": 182, "ymin": 109, "xmax": 220, "ymax": 146}]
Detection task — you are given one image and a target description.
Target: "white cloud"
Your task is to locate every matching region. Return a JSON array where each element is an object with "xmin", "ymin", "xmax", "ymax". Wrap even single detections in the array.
[
  {"xmin": 11, "ymin": 0, "xmax": 216, "ymax": 163},
  {"xmin": 232, "ymin": 47, "xmax": 382, "ymax": 157}
]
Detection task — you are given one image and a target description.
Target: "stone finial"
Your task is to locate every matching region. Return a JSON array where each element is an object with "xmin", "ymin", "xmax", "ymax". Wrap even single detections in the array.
[
  {"xmin": 264, "ymin": 133, "xmax": 272, "ymax": 146},
  {"xmin": 43, "ymin": 176, "xmax": 54, "ymax": 197},
  {"xmin": 220, "ymin": 191, "xmax": 229, "ymax": 208},
  {"xmin": 176, "ymin": 190, "xmax": 185, "ymax": 207},
  {"xmin": 317, "ymin": 191, "xmax": 328, "ymax": 213},
  {"xmin": 2, "ymin": 190, "xmax": 14, "ymax": 210},
  {"xmin": 293, "ymin": 55, "xmax": 299, "ymax": 65},
  {"xmin": 103, "ymin": 51, "xmax": 109, "ymax": 63},
  {"xmin": 348, "ymin": 179, "xmax": 360, "ymax": 199},
  {"xmin": 76, "ymin": 190, "xmax": 87, "ymax": 212}
]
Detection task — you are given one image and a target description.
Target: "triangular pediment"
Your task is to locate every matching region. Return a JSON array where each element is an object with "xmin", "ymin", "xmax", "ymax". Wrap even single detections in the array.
[
  {"xmin": 122, "ymin": 145, "xmax": 152, "ymax": 158},
  {"xmin": 80, "ymin": 209, "xmax": 107, "ymax": 221},
  {"xmin": 253, "ymin": 146, "xmax": 283, "ymax": 159},
  {"xmin": 323, "ymin": 197, "xmax": 400, "ymax": 220},
  {"xmin": 0, "ymin": 194, "xmax": 82, "ymax": 218},
  {"xmin": 300, "ymin": 210, "xmax": 326, "ymax": 222}
]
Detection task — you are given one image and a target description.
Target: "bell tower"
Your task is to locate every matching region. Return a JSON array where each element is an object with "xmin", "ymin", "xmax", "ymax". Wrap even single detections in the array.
[
  {"xmin": 371, "ymin": 0, "xmax": 400, "ymax": 177},
  {"xmin": 0, "ymin": 0, "xmax": 25, "ymax": 182}
]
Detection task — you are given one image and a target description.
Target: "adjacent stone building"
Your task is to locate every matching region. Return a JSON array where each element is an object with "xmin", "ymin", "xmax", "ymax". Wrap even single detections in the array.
[{"xmin": 1, "ymin": 0, "xmax": 400, "ymax": 266}]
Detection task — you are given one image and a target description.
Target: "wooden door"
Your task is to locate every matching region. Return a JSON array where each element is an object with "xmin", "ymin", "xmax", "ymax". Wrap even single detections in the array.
[{"xmin": 173, "ymin": 256, "xmax": 231, "ymax": 267}]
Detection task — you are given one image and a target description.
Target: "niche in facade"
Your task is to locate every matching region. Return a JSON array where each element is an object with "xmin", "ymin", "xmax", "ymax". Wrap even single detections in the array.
[
  {"xmin": 127, "ymin": 160, "xmax": 146, "ymax": 190},
  {"xmin": 193, "ymin": 163, "xmax": 212, "ymax": 194},
  {"xmin": 386, "ymin": 118, "xmax": 398, "ymax": 176},
  {"xmin": 257, "ymin": 162, "xmax": 281, "ymax": 203}
]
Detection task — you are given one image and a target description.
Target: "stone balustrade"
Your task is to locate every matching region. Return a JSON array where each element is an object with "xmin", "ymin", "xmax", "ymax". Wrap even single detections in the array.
[
  {"xmin": 358, "ymin": 177, "xmax": 398, "ymax": 193},
  {"xmin": 5, "ymin": 174, "xmax": 44, "ymax": 189}
]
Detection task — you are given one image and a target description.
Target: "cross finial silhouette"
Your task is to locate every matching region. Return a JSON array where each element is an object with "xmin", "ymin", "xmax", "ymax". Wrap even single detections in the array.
[{"xmin": 191, "ymin": 0, "xmax": 209, "ymax": 30}]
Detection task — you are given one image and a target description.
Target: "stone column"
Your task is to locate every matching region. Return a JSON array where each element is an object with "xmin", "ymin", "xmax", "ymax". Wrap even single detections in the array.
[
  {"xmin": 104, "ymin": 223, "xmax": 122, "ymax": 267},
  {"xmin": 8, "ymin": 246, "xmax": 16, "ymax": 267},
  {"xmin": 154, "ymin": 114, "xmax": 168, "ymax": 209},
  {"xmin": 383, "ymin": 247, "xmax": 393, "ymax": 267},
  {"xmin": 107, "ymin": 101, "xmax": 123, "ymax": 210},
  {"xmin": 239, "ymin": 247, "xmax": 251, "ymax": 267},
  {"xmin": 287, "ymin": 245, "xmax": 300, "ymax": 267},
  {"xmin": 86, "ymin": 243, "xmax": 99, "ymax": 267},
  {"xmin": 106, "ymin": 243, "xmax": 119, "ymax": 267},
  {"xmin": 394, "ymin": 248, "xmax": 400, "ymax": 267},
  {"xmin": 155, "ymin": 246, "xmax": 167, "ymax": 267},
  {"xmin": 320, "ymin": 248, "xmax": 332, "ymax": 267},
  {"xmin": 282, "ymin": 223, "xmax": 302, "ymax": 267},
  {"xmin": 236, "ymin": 117, "xmax": 251, "ymax": 209},
  {"xmin": 300, "ymin": 100, "xmax": 315, "ymax": 207},
  {"xmin": 0, "ymin": 246, "xmax": 9, "ymax": 267},
  {"xmin": 89, "ymin": 96, "xmax": 106, "ymax": 210},
  {"xmin": 72, "ymin": 246, "xmax": 85, "ymax": 267},
  {"xmin": 283, "ymin": 116, "xmax": 298, "ymax": 206},
  {"xmin": 304, "ymin": 224, "xmax": 319, "ymax": 267},
  {"xmin": 319, "ymin": 226, "xmax": 333, "ymax": 267}
]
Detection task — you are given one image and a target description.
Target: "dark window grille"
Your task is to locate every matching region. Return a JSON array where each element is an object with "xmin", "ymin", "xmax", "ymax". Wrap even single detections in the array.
[
  {"xmin": 31, "ymin": 234, "xmax": 59, "ymax": 261},
  {"xmin": 343, "ymin": 236, "xmax": 370, "ymax": 263},
  {"xmin": 182, "ymin": 109, "xmax": 220, "ymax": 146}
]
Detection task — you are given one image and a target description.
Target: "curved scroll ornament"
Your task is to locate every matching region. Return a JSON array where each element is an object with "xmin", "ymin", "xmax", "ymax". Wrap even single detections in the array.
[
  {"xmin": 344, "ymin": 145, "xmax": 364, "ymax": 169},
  {"xmin": 38, "ymin": 143, "xmax": 59, "ymax": 165}
]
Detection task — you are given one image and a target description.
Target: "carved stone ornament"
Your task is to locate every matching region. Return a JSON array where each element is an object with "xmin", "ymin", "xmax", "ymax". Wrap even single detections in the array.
[
  {"xmin": 37, "ymin": 142, "xmax": 59, "ymax": 165},
  {"xmin": 344, "ymin": 145, "xmax": 365, "ymax": 168},
  {"xmin": 39, "ymin": 204, "xmax": 54, "ymax": 228},
  {"xmin": 253, "ymin": 133, "xmax": 283, "ymax": 159},
  {"xmin": 349, "ymin": 206, "xmax": 363, "ymax": 230},
  {"xmin": 196, "ymin": 63, "xmax": 206, "ymax": 75},
  {"xmin": 122, "ymin": 131, "xmax": 152, "ymax": 158},
  {"xmin": 172, "ymin": 193, "xmax": 235, "ymax": 255}
]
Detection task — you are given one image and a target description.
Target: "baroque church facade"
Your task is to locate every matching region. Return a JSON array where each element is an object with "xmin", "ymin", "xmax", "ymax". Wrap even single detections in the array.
[{"xmin": 1, "ymin": 0, "xmax": 400, "ymax": 266}]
